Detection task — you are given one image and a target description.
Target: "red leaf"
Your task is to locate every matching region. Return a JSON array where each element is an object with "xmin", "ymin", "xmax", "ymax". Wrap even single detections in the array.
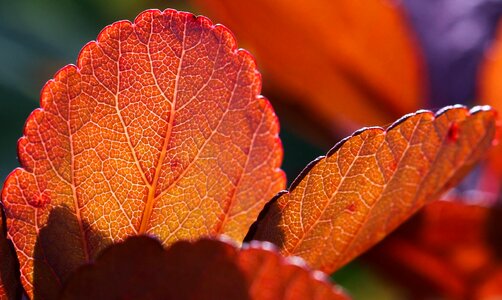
[
  {"xmin": 0, "ymin": 207, "xmax": 22, "ymax": 300},
  {"xmin": 366, "ymin": 200, "xmax": 502, "ymax": 298},
  {"xmin": 476, "ymin": 269, "xmax": 502, "ymax": 299},
  {"xmin": 60, "ymin": 236, "xmax": 349, "ymax": 300},
  {"xmin": 247, "ymin": 106, "xmax": 496, "ymax": 274},
  {"xmin": 1, "ymin": 9, "xmax": 285, "ymax": 298}
]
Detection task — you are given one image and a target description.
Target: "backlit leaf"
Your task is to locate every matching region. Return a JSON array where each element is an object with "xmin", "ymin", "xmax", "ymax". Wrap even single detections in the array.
[
  {"xmin": 246, "ymin": 106, "xmax": 496, "ymax": 274},
  {"xmin": 366, "ymin": 200, "xmax": 502, "ymax": 298},
  {"xmin": 192, "ymin": 0, "xmax": 425, "ymax": 132},
  {"xmin": 61, "ymin": 236, "xmax": 348, "ymax": 300},
  {"xmin": 1, "ymin": 9, "xmax": 285, "ymax": 297}
]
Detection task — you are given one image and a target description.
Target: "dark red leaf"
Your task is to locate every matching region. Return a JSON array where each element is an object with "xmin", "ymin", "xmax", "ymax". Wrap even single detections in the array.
[
  {"xmin": 60, "ymin": 236, "xmax": 349, "ymax": 300},
  {"xmin": 366, "ymin": 200, "xmax": 502, "ymax": 298}
]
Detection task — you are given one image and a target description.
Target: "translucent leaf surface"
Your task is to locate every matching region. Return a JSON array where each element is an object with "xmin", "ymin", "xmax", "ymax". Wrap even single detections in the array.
[
  {"xmin": 1, "ymin": 9, "xmax": 285, "ymax": 297},
  {"xmin": 247, "ymin": 106, "xmax": 496, "ymax": 273}
]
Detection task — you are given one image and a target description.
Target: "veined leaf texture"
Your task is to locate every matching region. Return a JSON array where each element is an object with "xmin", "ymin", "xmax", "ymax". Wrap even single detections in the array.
[
  {"xmin": 0, "ymin": 6, "xmax": 498, "ymax": 300},
  {"xmin": 247, "ymin": 106, "xmax": 496, "ymax": 273},
  {"xmin": 1, "ymin": 9, "xmax": 285, "ymax": 297}
]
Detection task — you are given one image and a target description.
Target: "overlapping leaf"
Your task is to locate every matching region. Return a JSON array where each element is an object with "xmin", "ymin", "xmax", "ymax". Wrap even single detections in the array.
[
  {"xmin": 0, "ymin": 9, "xmax": 285, "ymax": 297},
  {"xmin": 61, "ymin": 236, "xmax": 348, "ymax": 300},
  {"xmin": 246, "ymin": 106, "xmax": 496, "ymax": 273},
  {"xmin": 192, "ymin": 0, "xmax": 425, "ymax": 132},
  {"xmin": 0, "ymin": 207, "xmax": 21, "ymax": 300},
  {"xmin": 366, "ymin": 200, "xmax": 502, "ymax": 299}
]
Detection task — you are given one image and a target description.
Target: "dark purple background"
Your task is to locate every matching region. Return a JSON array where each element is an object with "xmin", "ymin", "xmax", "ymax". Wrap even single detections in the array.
[{"xmin": 402, "ymin": 0, "xmax": 502, "ymax": 107}]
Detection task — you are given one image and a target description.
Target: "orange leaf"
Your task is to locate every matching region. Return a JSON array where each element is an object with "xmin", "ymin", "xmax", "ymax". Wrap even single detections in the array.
[
  {"xmin": 480, "ymin": 17, "xmax": 502, "ymax": 113},
  {"xmin": 479, "ymin": 19, "xmax": 502, "ymax": 175},
  {"xmin": 60, "ymin": 236, "xmax": 348, "ymax": 300},
  {"xmin": 0, "ymin": 207, "xmax": 21, "ymax": 300},
  {"xmin": 0, "ymin": 9, "xmax": 285, "ymax": 297},
  {"xmin": 192, "ymin": 0, "xmax": 426, "ymax": 131},
  {"xmin": 246, "ymin": 106, "xmax": 496, "ymax": 274}
]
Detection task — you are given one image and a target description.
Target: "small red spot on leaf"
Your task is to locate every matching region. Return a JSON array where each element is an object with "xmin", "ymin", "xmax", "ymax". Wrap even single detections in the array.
[
  {"xmin": 170, "ymin": 159, "xmax": 180, "ymax": 171},
  {"xmin": 28, "ymin": 192, "xmax": 50, "ymax": 209},
  {"xmin": 389, "ymin": 161, "xmax": 398, "ymax": 172},
  {"xmin": 346, "ymin": 203, "xmax": 356, "ymax": 213},
  {"xmin": 250, "ymin": 107, "xmax": 496, "ymax": 273},
  {"xmin": 492, "ymin": 121, "xmax": 502, "ymax": 146},
  {"xmin": 447, "ymin": 122, "xmax": 460, "ymax": 142}
]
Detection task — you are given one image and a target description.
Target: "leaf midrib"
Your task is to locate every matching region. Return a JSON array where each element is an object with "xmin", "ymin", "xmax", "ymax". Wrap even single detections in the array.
[{"xmin": 138, "ymin": 18, "xmax": 187, "ymax": 234}]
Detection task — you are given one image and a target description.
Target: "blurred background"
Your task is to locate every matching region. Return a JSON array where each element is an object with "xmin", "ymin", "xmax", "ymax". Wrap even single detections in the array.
[{"xmin": 1, "ymin": 0, "xmax": 502, "ymax": 298}]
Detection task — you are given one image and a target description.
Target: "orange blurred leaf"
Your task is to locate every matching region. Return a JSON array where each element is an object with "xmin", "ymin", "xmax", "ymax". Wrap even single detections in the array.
[
  {"xmin": 366, "ymin": 200, "xmax": 502, "ymax": 299},
  {"xmin": 61, "ymin": 236, "xmax": 348, "ymax": 300},
  {"xmin": 246, "ymin": 106, "xmax": 496, "ymax": 274},
  {"xmin": 479, "ymin": 19, "xmax": 502, "ymax": 175},
  {"xmin": 0, "ymin": 207, "xmax": 22, "ymax": 300},
  {"xmin": 0, "ymin": 9, "xmax": 285, "ymax": 298},
  {"xmin": 192, "ymin": 0, "xmax": 426, "ymax": 132}
]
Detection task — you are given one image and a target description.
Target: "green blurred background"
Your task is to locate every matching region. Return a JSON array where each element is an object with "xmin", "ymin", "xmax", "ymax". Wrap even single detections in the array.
[{"xmin": 0, "ymin": 1, "xmax": 417, "ymax": 298}]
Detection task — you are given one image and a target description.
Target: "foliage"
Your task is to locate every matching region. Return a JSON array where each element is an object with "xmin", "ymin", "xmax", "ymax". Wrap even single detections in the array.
[{"xmin": 0, "ymin": 3, "xmax": 501, "ymax": 300}]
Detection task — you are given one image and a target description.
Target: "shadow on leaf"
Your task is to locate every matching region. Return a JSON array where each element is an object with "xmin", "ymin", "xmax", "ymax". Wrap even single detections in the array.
[
  {"xmin": 0, "ymin": 205, "xmax": 23, "ymax": 300},
  {"xmin": 243, "ymin": 191, "xmax": 286, "ymax": 247},
  {"xmin": 33, "ymin": 206, "xmax": 108, "ymax": 299},
  {"xmin": 60, "ymin": 236, "xmax": 251, "ymax": 300}
]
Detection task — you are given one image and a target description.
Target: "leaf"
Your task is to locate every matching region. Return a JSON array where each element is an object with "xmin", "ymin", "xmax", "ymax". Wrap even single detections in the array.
[
  {"xmin": 0, "ymin": 206, "xmax": 22, "ymax": 300},
  {"xmin": 479, "ymin": 20, "xmax": 502, "ymax": 174},
  {"xmin": 0, "ymin": 9, "xmax": 285, "ymax": 297},
  {"xmin": 476, "ymin": 269, "xmax": 502, "ymax": 299},
  {"xmin": 246, "ymin": 106, "xmax": 497, "ymax": 274},
  {"xmin": 60, "ymin": 236, "xmax": 348, "ymax": 300},
  {"xmin": 192, "ymin": 0, "xmax": 425, "ymax": 132},
  {"xmin": 368, "ymin": 238, "xmax": 466, "ymax": 298},
  {"xmin": 365, "ymin": 200, "xmax": 502, "ymax": 298}
]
